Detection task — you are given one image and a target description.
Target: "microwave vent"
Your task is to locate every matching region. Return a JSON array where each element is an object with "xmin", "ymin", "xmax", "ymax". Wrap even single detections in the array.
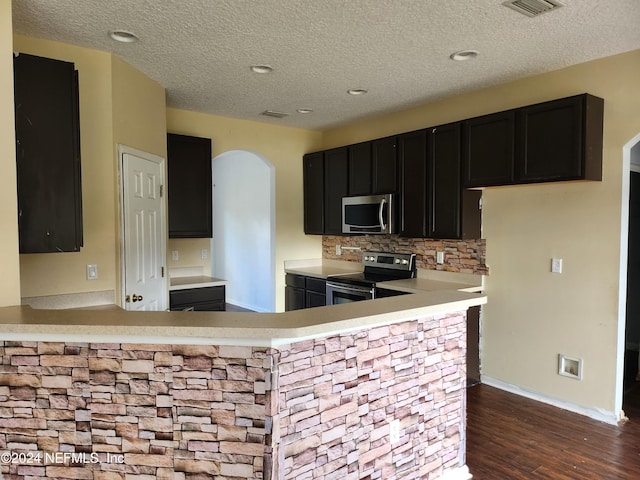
[{"xmin": 502, "ymin": 0, "xmax": 565, "ymax": 17}]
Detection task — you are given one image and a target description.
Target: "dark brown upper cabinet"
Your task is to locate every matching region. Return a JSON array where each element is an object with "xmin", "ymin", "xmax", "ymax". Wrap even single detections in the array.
[
  {"xmin": 167, "ymin": 133, "xmax": 212, "ymax": 238},
  {"xmin": 13, "ymin": 53, "xmax": 83, "ymax": 253},
  {"xmin": 372, "ymin": 136, "xmax": 399, "ymax": 194},
  {"xmin": 463, "ymin": 110, "xmax": 516, "ymax": 188},
  {"xmin": 399, "ymin": 124, "xmax": 480, "ymax": 239},
  {"xmin": 323, "ymin": 147, "xmax": 349, "ymax": 235},
  {"xmin": 463, "ymin": 94, "xmax": 603, "ymax": 188},
  {"xmin": 516, "ymin": 94, "xmax": 603, "ymax": 183},
  {"xmin": 348, "ymin": 142, "xmax": 372, "ymax": 195},
  {"xmin": 303, "ymin": 152, "xmax": 324, "ymax": 235},
  {"xmin": 348, "ymin": 136, "xmax": 398, "ymax": 196}
]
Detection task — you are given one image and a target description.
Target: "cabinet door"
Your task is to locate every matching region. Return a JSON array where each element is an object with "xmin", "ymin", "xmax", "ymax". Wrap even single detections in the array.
[
  {"xmin": 372, "ymin": 136, "xmax": 398, "ymax": 194},
  {"xmin": 14, "ymin": 53, "xmax": 83, "ymax": 253},
  {"xmin": 398, "ymin": 130, "xmax": 428, "ymax": 237},
  {"xmin": 306, "ymin": 291, "xmax": 326, "ymax": 308},
  {"xmin": 323, "ymin": 147, "xmax": 349, "ymax": 235},
  {"xmin": 167, "ymin": 133, "xmax": 212, "ymax": 238},
  {"xmin": 516, "ymin": 94, "xmax": 602, "ymax": 182},
  {"xmin": 303, "ymin": 152, "xmax": 324, "ymax": 234},
  {"xmin": 429, "ymin": 123, "xmax": 461, "ymax": 239},
  {"xmin": 463, "ymin": 110, "xmax": 516, "ymax": 187},
  {"xmin": 285, "ymin": 286, "xmax": 305, "ymax": 311},
  {"xmin": 348, "ymin": 142, "xmax": 372, "ymax": 195}
]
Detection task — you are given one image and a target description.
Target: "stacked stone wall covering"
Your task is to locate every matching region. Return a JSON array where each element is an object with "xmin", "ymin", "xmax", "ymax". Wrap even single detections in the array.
[
  {"xmin": 322, "ymin": 235, "xmax": 488, "ymax": 275},
  {"xmin": 0, "ymin": 310, "xmax": 467, "ymax": 479}
]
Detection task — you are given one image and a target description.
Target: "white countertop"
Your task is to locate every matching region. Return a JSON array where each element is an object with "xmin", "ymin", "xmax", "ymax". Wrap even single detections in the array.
[
  {"xmin": 169, "ymin": 275, "xmax": 228, "ymax": 291},
  {"xmin": 0, "ymin": 289, "xmax": 485, "ymax": 347}
]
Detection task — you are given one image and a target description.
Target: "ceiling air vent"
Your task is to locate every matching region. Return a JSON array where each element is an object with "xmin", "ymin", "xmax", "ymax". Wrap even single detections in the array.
[
  {"xmin": 503, "ymin": 0, "xmax": 565, "ymax": 17},
  {"xmin": 260, "ymin": 110, "xmax": 288, "ymax": 119}
]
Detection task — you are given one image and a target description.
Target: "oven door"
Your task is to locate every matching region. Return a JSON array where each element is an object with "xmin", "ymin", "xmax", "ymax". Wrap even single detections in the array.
[{"xmin": 326, "ymin": 281, "xmax": 374, "ymax": 305}]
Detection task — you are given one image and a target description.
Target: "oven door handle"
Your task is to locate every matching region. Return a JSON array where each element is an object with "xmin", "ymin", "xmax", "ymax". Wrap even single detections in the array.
[{"xmin": 326, "ymin": 281, "xmax": 375, "ymax": 296}]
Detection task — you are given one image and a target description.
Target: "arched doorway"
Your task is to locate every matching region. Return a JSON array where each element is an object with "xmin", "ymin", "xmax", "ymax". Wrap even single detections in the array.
[{"xmin": 211, "ymin": 150, "xmax": 275, "ymax": 312}]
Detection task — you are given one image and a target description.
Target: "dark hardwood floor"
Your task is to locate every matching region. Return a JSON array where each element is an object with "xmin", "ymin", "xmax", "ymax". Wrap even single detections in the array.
[{"xmin": 466, "ymin": 384, "xmax": 640, "ymax": 479}]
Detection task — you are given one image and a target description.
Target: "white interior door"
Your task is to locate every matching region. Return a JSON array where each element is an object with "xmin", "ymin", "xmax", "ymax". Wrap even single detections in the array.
[{"xmin": 121, "ymin": 146, "xmax": 167, "ymax": 311}]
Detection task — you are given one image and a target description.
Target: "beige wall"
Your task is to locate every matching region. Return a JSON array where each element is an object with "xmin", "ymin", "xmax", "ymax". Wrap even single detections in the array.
[
  {"xmin": 111, "ymin": 55, "xmax": 167, "ymax": 302},
  {"xmin": 13, "ymin": 35, "xmax": 116, "ymax": 299},
  {"xmin": 13, "ymin": 36, "xmax": 166, "ymax": 305},
  {"xmin": 166, "ymin": 108, "xmax": 323, "ymax": 311},
  {"xmin": 0, "ymin": 0, "xmax": 21, "ymax": 307},
  {"xmin": 322, "ymin": 49, "xmax": 640, "ymax": 416}
]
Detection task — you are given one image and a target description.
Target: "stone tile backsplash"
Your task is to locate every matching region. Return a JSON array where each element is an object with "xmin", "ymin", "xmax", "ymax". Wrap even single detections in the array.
[{"xmin": 323, "ymin": 235, "xmax": 488, "ymax": 275}]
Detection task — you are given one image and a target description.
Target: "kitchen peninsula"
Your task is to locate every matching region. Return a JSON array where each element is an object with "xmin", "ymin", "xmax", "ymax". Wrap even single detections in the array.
[{"xmin": 0, "ymin": 290, "xmax": 484, "ymax": 480}]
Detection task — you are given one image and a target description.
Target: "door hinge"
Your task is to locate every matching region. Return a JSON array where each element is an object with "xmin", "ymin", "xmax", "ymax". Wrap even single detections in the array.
[
  {"xmin": 161, "ymin": 266, "xmax": 165, "ymax": 278},
  {"xmin": 160, "ymin": 185, "xmax": 164, "ymax": 198}
]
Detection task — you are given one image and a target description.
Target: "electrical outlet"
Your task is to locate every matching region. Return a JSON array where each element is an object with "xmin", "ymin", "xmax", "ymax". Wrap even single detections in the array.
[
  {"xmin": 201, "ymin": 248, "xmax": 208, "ymax": 260},
  {"xmin": 336, "ymin": 245, "xmax": 342, "ymax": 256},
  {"xmin": 551, "ymin": 258, "xmax": 563, "ymax": 273},
  {"xmin": 172, "ymin": 250, "xmax": 179, "ymax": 261},
  {"xmin": 436, "ymin": 251, "xmax": 445, "ymax": 264},
  {"xmin": 389, "ymin": 419, "xmax": 400, "ymax": 444},
  {"xmin": 86, "ymin": 264, "xmax": 98, "ymax": 280}
]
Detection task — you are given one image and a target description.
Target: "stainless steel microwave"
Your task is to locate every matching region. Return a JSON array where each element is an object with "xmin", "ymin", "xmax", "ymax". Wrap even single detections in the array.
[{"xmin": 342, "ymin": 194, "xmax": 397, "ymax": 234}]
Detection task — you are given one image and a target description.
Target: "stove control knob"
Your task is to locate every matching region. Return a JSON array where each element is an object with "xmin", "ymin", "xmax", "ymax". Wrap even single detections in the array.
[
  {"xmin": 401, "ymin": 259, "xmax": 409, "ymax": 265},
  {"xmin": 395, "ymin": 259, "xmax": 401, "ymax": 264}
]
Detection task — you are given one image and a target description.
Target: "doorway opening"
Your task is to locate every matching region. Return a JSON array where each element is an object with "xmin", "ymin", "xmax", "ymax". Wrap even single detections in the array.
[
  {"xmin": 211, "ymin": 150, "xmax": 275, "ymax": 312},
  {"xmin": 621, "ymin": 134, "xmax": 640, "ymax": 418}
]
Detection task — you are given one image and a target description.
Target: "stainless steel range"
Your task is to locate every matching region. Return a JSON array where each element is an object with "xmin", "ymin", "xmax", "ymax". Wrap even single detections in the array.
[{"xmin": 326, "ymin": 252, "xmax": 416, "ymax": 305}]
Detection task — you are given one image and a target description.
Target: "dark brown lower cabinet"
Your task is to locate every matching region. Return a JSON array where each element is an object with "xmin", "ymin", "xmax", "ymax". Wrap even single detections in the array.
[
  {"xmin": 170, "ymin": 286, "xmax": 226, "ymax": 311},
  {"xmin": 14, "ymin": 53, "xmax": 83, "ymax": 253},
  {"xmin": 285, "ymin": 274, "xmax": 326, "ymax": 310}
]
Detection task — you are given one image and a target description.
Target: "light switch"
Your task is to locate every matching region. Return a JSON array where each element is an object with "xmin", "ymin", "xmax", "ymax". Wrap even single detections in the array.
[{"xmin": 551, "ymin": 258, "xmax": 563, "ymax": 274}]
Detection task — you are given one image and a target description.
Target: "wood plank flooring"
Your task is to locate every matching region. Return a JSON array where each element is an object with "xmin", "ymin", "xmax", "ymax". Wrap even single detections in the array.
[{"xmin": 466, "ymin": 384, "xmax": 640, "ymax": 479}]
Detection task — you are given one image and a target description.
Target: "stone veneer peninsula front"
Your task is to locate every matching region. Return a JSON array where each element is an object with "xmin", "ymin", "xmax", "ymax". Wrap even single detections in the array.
[{"xmin": 0, "ymin": 290, "xmax": 485, "ymax": 480}]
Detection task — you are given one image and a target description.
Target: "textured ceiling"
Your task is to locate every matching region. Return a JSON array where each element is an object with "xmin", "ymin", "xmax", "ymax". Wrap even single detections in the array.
[{"xmin": 11, "ymin": 0, "xmax": 640, "ymax": 130}]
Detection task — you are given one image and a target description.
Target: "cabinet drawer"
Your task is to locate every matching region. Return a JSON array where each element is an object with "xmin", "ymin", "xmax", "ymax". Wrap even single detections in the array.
[
  {"xmin": 170, "ymin": 286, "xmax": 225, "ymax": 310},
  {"xmin": 285, "ymin": 273, "xmax": 306, "ymax": 289},
  {"xmin": 306, "ymin": 277, "xmax": 326, "ymax": 294}
]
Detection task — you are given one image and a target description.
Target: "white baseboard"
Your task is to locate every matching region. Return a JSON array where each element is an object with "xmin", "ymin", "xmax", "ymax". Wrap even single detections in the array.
[
  {"xmin": 481, "ymin": 376, "xmax": 620, "ymax": 425},
  {"xmin": 438, "ymin": 465, "xmax": 472, "ymax": 480}
]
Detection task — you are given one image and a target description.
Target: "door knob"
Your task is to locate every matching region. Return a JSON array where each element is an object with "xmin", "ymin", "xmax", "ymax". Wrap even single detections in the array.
[{"xmin": 132, "ymin": 294, "xmax": 143, "ymax": 302}]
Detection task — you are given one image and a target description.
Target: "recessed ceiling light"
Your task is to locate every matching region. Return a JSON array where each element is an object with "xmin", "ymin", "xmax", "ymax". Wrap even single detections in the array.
[
  {"xmin": 347, "ymin": 89, "xmax": 368, "ymax": 96},
  {"xmin": 296, "ymin": 108, "xmax": 313, "ymax": 114},
  {"xmin": 449, "ymin": 50, "xmax": 479, "ymax": 61},
  {"xmin": 108, "ymin": 30, "xmax": 139, "ymax": 43},
  {"xmin": 250, "ymin": 65, "xmax": 273, "ymax": 74}
]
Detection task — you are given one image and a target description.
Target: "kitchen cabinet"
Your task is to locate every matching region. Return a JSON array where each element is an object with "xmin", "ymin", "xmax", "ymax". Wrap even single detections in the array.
[
  {"xmin": 170, "ymin": 285, "xmax": 225, "ymax": 311},
  {"xmin": 516, "ymin": 94, "xmax": 603, "ymax": 183},
  {"xmin": 285, "ymin": 273, "xmax": 326, "ymax": 310},
  {"xmin": 463, "ymin": 94, "xmax": 603, "ymax": 187},
  {"xmin": 372, "ymin": 136, "xmax": 399, "ymax": 194},
  {"xmin": 348, "ymin": 136, "xmax": 398, "ymax": 196},
  {"xmin": 323, "ymin": 147, "xmax": 349, "ymax": 235},
  {"xmin": 167, "ymin": 133, "xmax": 212, "ymax": 238},
  {"xmin": 463, "ymin": 110, "xmax": 516, "ymax": 188},
  {"xmin": 303, "ymin": 152, "xmax": 324, "ymax": 235},
  {"xmin": 13, "ymin": 53, "xmax": 83, "ymax": 253},
  {"xmin": 399, "ymin": 124, "xmax": 481, "ymax": 239}
]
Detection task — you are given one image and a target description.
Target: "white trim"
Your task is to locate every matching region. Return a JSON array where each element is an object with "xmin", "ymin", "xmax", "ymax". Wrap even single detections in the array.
[
  {"xmin": 618, "ymin": 133, "xmax": 640, "ymax": 419},
  {"xmin": 117, "ymin": 144, "xmax": 168, "ymax": 311},
  {"xmin": 437, "ymin": 465, "xmax": 472, "ymax": 480},
  {"xmin": 481, "ymin": 376, "xmax": 620, "ymax": 425}
]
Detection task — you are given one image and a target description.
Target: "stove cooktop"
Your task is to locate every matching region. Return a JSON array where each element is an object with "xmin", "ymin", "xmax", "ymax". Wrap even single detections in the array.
[{"xmin": 327, "ymin": 252, "xmax": 416, "ymax": 288}]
